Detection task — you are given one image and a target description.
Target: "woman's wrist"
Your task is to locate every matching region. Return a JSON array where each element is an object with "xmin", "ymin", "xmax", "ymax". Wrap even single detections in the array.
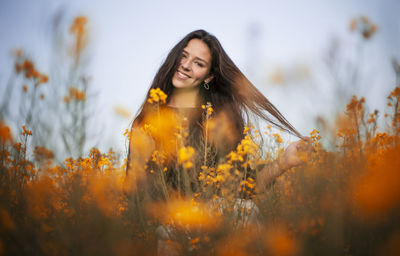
[{"xmin": 276, "ymin": 153, "xmax": 288, "ymax": 172}]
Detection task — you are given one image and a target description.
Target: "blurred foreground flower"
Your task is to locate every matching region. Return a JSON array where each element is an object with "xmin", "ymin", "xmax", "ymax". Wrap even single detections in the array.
[
  {"xmin": 147, "ymin": 88, "xmax": 167, "ymax": 104},
  {"xmin": 178, "ymin": 146, "xmax": 195, "ymax": 169},
  {"xmin": 149, "ymin": 198, "xmax": 220, "ymax": 231},
  {"xmin": 353, "ymin": 145, "xmax": 400, "ymax": 218},
  {"xmin": 0, "ymin": 121, "xmax": 13, "ymax": 144},
  {"xmin": 114, "ymin": 105, "xmax": 132, "ymax": 119},
  {"xmin": 264, "ymin": 223, "xmax": 301, "ymax": 256},
  {"xmin": 69, "ymin": 16, "xmax": 89, "ymax": 63}
]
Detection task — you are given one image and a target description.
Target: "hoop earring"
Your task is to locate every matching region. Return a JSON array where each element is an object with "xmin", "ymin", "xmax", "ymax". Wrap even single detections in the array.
[{"xmin": 203, "ymin": 81, "xmax": 210, "ymax": 90}]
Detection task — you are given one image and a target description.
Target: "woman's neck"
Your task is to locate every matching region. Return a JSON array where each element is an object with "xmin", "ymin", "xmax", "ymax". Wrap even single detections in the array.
[{"xmin": 168, "ymin": 87, "xmax": 200, "ymax": 108}]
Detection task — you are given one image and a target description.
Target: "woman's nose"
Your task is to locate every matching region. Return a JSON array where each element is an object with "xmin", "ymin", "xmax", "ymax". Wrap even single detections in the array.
[{"xmin": 181, "ymin": 58, "xmax": 191, "ymax": 71}]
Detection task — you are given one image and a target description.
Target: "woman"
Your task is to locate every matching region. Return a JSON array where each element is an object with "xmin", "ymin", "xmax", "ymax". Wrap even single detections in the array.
[{"xmin": 124, "ymin": 29, "xmax": 310, "ymax": 254}]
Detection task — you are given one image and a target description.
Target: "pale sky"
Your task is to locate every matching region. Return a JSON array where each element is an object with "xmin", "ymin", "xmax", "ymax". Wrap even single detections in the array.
[{"xmin": 1, "ymin": 0, "xmax": 399, "ymax": 154}]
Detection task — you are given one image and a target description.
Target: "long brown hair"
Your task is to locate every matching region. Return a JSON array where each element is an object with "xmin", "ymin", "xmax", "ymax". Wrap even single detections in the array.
[
  {"xmin": 133, "ymin": 29, "xmax": 302, "ymax": 138},
  {"xmin": 126, "ymin": 30, "xmax": 303, "ymax": 198}
]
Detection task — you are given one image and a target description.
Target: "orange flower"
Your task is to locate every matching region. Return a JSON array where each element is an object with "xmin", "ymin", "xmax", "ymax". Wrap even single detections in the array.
[
  {"xmin": 149, "ymin": 198, "xmax": 220, "ymax": 230},
  {"xmin": 22, "ymin": 59, "xmax": 34, "ymax": 74},
  {"xmin": 0, "ymin": 208, "xmax": 15, "ymax": 231},
  {"xmin": 264, "ymin": 223, "xmax": 301, "ymax": 256},
  {"xmin": 114, "ymin": 106, "xmax": 131, "ymax": 119},
  {"xmin": 349, "ymin": 16, "xmax": 379, "ymax": 40},
  {"xmin": 352, "ymin": 145, "xmax": 400, "ymax": 218},
  {"xmin": 69, "ymin": 16, "xmax": 89, "ymax": 62},
  {"xmin": 68, "ymin": 87, "xmax": 86, "ymax": 101},
  {"xmin": 63, "ymin": 96, "xmax": 70, "ymax": 104},
  {"xmin": 21, "ymin": 125, "xmax": 32, "ymax": 136},
  {"xmin": 0, "ymin": 122, "xmax": 13, "ymax": 144},
  {"xmin": 39, "ymin": 74, "xmax": 49, "ymax": 84},
  {"xmin": 34, "ymin": 146, "xmax": 54, "ymax": 162}
]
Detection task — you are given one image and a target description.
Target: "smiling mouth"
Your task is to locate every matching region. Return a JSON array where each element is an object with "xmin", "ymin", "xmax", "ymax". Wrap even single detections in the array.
[{"xmin": 176, "ymin": 71, "xmax": 190, "ymax": 79}]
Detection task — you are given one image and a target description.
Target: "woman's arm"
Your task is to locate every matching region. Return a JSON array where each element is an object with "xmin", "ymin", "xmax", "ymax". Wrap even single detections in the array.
[
  {"xmin": 256, "ymin": 138, "xmax": 312, "ymax": 192},
  {"xmin": 256, "ymin": 157, "xmax": 285, "ymax": 192}
]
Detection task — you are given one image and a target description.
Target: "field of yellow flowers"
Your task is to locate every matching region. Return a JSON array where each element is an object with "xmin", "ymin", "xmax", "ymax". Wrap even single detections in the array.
[{"xmin": 1, "ymin": 16, "xmax": 399, "ymax": 256}]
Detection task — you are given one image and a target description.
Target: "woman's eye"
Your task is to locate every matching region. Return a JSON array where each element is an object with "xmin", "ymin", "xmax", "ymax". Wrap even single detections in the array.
[{"xmin": 195, "ymin": 62, "xmax": 204, "ymax": 67}]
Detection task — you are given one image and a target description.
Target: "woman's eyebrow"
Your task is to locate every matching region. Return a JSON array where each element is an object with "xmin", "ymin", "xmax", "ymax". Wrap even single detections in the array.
[{"xmin": 182, "ymin": 50, "xmax": 208, "ymax": 65}]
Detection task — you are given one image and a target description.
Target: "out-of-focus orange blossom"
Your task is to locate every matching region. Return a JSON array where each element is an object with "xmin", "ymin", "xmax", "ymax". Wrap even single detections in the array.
[
  {"xmin": 0, "ymin": 121, "xmax": 13, "ymax": 144},
  {"xmin": 148, "ymin": 198, "xmax": 220, "ymax": 231},
  {"xmin": 21, "ymin": 125, "xmax": 32, "ymax": 136},
  {"xmin": 349, "ymin": 16, "xmax": 378, "ymax": 40},
  {"xmin": 69, "ymin": 16, "xmax": 89, "ymax": 63},
  {"xmin": 15, "ymin": 59, "xmax": 49, "ymax": 84},
  {"xmin": 352, "ymin": 145, "xmax": 400, "ymax": 217},
  {"xmin": 264, "ymin": 223, "xmax": 301, "ymax": 256},
  {"xmin": 64, "ymin": 87, "xmax": 86, "ymax": 103},
  {"xmin": 113, "ymin": 105, "xmax": 132, "ymax": 119},
  {"xmin": 167, "ymin": 199, "xmax": 220, "ymax": 230}
]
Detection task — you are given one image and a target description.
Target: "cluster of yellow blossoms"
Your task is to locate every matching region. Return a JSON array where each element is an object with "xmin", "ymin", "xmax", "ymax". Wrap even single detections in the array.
[{"xmin": 147, "ymin": 88, "xmax": 167, "ymax": 104}]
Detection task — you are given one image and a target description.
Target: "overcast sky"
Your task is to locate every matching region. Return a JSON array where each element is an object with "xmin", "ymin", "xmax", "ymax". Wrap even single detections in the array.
[{"xmin": 1, "ymin": 0, "xmax": 399, "ymax": 154}]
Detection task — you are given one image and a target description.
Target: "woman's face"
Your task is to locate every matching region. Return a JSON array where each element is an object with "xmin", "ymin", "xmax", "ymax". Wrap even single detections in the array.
[{"xmin": 172, "ymin": 38, "xmax": 213, "ymax": 89}]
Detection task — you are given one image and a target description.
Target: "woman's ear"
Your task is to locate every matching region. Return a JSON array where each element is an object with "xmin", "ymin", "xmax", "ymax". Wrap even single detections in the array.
[{"xmin": 205, "ymin": 74, "xmax": 214, "ymax": 84}]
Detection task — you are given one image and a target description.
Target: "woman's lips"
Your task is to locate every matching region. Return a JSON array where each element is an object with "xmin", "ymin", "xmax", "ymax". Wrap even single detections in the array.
[{"xmin": 176, "ymin": 71, "xmax": 190, "ymax": 80}]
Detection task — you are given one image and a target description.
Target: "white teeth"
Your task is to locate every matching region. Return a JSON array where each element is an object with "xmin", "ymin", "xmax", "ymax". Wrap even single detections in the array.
[{"xmin": 178, "ymin": 71, "xmax": 189, "ymax": 78}]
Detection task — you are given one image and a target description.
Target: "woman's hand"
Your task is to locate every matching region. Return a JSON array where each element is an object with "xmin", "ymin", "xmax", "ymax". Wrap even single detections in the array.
[
  {"xmin": 277, "ymin": 137, "xmax": 312, "ymax": 171},
  {"xmin": 256, "ymin": 137, "xmax": 312, "ymax": 190}
]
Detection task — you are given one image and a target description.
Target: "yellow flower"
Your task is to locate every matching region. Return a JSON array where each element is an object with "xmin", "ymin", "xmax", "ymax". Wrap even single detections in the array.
[
  {"xmin": 204, "ymin": 102, "xmax": 213, "ymax": 116},
  {"xmin": 147, "ymin": 88, "xmax": 167, "ymax": 104},
  {"xmin": 150, "ymin": 199, "xmax": 220, "ymax": 230},
  {"xmin": 98, "ymin": 157, "xmax": 110, "ymax": 168},
  {"xmin": 310, "ymin": 129, "xmax": 321, "ymax": 141},
  {"xmin": 227, "ymin": 151, "xmax": 244, "ymax": 162},
  {"xmin": 236, "ymin": 135, "xmax": 259, "ymax": 157},
  {"xmin": 216, "ymin": 163, "xmax": 233, "ymax": 174},
  {"xmin": 273, "ymin": 133, "xmax": 283, "ymax": 144},
  {"xmin": 64, "ymin": 158, "xmax": 74, "ymax": 169},
  {"xmin": 151, "ymin": 150, "xmax": 166, "ymax": 165},
  {"xmin": 123, "ymin": 129, "xmax": 130, "ymax": 139},
  {"xmin": 178, "ymin": 146, "xmax": 195, "ymax": 169},
  {"xmin": 207, "ymin": 106, "xmax": 213, "ymax": 116}
]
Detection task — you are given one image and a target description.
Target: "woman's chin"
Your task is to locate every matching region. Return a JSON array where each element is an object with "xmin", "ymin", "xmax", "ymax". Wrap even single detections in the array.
[{"xmin": 172, "ymin": 81, "xmax": 193, "ymax": 90}]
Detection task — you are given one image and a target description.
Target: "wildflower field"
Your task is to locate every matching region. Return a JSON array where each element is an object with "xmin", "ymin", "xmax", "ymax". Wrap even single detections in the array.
[{"xmin": 1, "ymin": 16, "xmax": 400, "ymax": 256}]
